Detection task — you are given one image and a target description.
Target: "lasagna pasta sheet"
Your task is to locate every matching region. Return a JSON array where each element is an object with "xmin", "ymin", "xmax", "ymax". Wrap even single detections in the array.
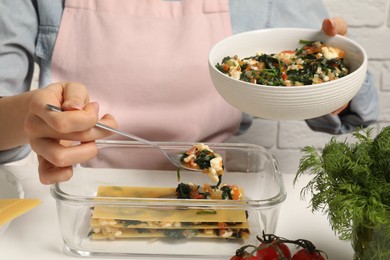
[
  {"xmin": 90, "ymin": 218, "xmax": 249, "ymax": 229},
  {"xmin": 92, "ymin": 206, "xmax": 247, "ymax": 223},
  {"xmin": 91, "ymin": 228, "xmax": 248, "ymax": 240},
  {"xmin": 97, "ymin": 186, "xmax": 177, "ymax": 198},
  {"xmin": 90, "ymin": 186, "xmax": 249, "ymax": 240}
]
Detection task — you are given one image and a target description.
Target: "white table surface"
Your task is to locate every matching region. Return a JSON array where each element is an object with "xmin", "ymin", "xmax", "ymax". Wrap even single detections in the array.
[{"xmin": 0, "ymin": 165, "xmax": 354, "ymax": 260}]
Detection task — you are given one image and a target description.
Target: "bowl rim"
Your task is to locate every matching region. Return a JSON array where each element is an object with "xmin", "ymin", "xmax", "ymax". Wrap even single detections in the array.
[{"xmin": 208, "ymin": 27, "xmax": 368, "ymax": 90}]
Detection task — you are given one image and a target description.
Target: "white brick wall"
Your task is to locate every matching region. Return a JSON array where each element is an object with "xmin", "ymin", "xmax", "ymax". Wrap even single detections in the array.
[
  {"xmin": 229, "ymin": 0, "xmax": 390, "ymax": 174},
  {"xmin": 16, "ymin": 1, "xmax": 390, "ymax": 172}
]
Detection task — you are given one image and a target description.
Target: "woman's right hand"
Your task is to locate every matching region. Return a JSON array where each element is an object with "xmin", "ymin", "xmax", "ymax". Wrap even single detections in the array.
[{"xmin": 24, "ymin": 82, "xmax": 117, "ymax": 184}]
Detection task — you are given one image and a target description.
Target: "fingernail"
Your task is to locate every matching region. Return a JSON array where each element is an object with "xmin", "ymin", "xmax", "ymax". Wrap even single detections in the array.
[
  {"xmin": 90, "ymin": 101, "xmax": 100, "ymax": 113},
  {"xmin": 63, "ymin": 101, "xmax": 84, "ymax": 110},
  {"xmin": 69, "ymin": 102, "xmax": 84, "ymax": 110}
]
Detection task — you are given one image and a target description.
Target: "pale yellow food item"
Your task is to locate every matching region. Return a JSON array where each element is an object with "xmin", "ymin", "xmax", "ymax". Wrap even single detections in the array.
[
  {"xmin": 97, "ymin": 186, "xmax": 177, "ymax": 198},
  {"xmin": 0, "ymin": 199, "xmax": 41, "ymax": 226},
  {"xmin": 90, "ymin": 186, "xmax": 249, "ymax": 240},
  {"xmin": 92, "ymin": 205, "xmax": 247, "ymax": 223}
]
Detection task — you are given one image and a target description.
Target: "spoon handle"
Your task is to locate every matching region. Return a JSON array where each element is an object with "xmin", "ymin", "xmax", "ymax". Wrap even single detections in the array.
[{"xmin": 45, "ymin": 104, "xmax": 159, "ymax": 149}]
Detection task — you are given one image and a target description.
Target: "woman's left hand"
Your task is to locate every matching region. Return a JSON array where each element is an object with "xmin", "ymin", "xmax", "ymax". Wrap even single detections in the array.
[{"xmin": 322, "ymin": 16, "xmax": 348, "ymax": 36}]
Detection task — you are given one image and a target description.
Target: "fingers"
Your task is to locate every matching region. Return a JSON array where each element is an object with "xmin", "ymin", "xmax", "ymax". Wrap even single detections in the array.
[
  {"xmin": 34, "ymin": 140, "xmax": 98, "ymax": 185},
  {"xmin": 28, "ymin": 82, "xmax": 95, "ymax": 134},
  {"xmin": 62, "ymin": 82, "xmax": 90, "ymax": 111},
  {"xmin": 24, "ymin": 81, "xmax": 118, "ymax": 184},
  {"xmin": 27, "ymin": 101, "xmax": 117, "ymax": 141},
  {"xmin": 32, "ymin": 139, "xmax": 98, "ymax": 170},
  {"xmin": 331, "ymin": 103, "xmax": 349, "ymax": 115},
  {"xmin": 25, "ymin": 82, "xmax": 118, "ymax": 140},
  {"xmin": 37, "ymin": 155, "xmax": 73, "ymax": 185},
  {"xmin": 39, "ymin": 102, "xmax": 100, "ymax": 134},
  {"xmin": 29, "ymin": 81, "xmax": 90, "ymax": 113},
  {"xmin": 322, "ymin": 17, "xmax": 348, "ymax": 36}
]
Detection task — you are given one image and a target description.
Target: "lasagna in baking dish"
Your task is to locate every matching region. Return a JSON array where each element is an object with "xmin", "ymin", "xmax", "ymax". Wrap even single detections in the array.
[{"xmin": 90, "ymin": 184, "xmax": 249, "ymax": 240}]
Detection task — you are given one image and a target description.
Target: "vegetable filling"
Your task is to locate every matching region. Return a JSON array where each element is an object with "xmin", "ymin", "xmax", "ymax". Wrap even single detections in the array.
[{"xmin": 216, "ymin": 40, "xmax": 349, "ymax": 86}]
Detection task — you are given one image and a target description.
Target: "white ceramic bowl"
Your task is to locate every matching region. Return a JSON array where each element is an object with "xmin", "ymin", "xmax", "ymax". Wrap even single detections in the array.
[
  {"xmin": 0, "ymin": 168, "xmax": 24, "ymax": 236},
  {"xmin": 209, "ymin": 28, "xmax": 367, "ymax": 120}
]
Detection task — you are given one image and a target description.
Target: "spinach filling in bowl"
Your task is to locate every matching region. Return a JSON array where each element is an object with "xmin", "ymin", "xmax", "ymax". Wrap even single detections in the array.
[{"xmin": 216, "ymin": 40, "xmax": 349, "ymax": 87}]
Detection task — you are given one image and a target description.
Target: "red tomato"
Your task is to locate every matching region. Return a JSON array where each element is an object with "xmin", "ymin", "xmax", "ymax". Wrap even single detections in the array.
[
  {"xmin": 292, "ymin": 249, "xmax": 325, "ymax": 260},
  {"xmin": 281, "ymin": 72, "xmax": 288, "ymax": 80},
  {"xmin": 281, "ymin": 50, "xmax": 295, "ymax": 54},
  {"xmin": 256, "ymin": 241, "xmax": 291, "ymax": 260}
]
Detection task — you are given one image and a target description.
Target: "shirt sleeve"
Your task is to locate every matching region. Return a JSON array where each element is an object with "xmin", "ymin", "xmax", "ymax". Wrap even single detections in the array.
[
  {"xmin": 0, "ymin": 145, "xmax": 31, "ymax": 164},
  {"xmin": 0, "ymin": 0, "xmax": 38, "ymax": 97},
  {"xmin": 305, "ymin": 70, "xmax": 379, "ymax": 134},
  {"xmin": 0, "ymin": 0, "xmax": 37, "ymax": 162}
]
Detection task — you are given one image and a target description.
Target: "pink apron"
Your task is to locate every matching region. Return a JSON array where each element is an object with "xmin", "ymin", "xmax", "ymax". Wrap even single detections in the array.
[{"xmin": 51, "ymin": 0, "xmax": 241, "ymax": 143}]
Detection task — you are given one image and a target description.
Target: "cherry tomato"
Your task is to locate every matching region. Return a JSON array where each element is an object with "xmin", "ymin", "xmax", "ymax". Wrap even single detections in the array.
[
  {"xmin": 292, "ymin": 248, "xmax": 325, "ymax": 260},
  {"xmin": 256, "ymin": 241, "xmax": 291, "ymax": 260}
]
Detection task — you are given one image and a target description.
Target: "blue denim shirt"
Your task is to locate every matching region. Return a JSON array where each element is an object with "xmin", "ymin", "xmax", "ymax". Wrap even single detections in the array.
[{"xmin": 0, "ymin": 0, "xmax": 379, "ymax": 162}]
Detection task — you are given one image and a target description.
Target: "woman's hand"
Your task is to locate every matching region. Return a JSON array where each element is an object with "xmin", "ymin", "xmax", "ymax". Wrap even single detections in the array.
[
  {"xmin": 322, "ymin": 16, "xmax": 348, "ymax": 36},
  {"xmin": 24, "ymin": 82, "xmax": 117, "ymax": 184}
]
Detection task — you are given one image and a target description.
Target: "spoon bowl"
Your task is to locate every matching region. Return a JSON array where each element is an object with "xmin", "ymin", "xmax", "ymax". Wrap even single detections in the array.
[{"xmin": 46, "ymin": 104, "xmax": 200, "ymax": 172}]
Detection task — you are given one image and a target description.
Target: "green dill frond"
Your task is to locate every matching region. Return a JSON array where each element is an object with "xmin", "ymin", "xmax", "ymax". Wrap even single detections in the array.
[
  {"xmin": 370, "ymin": 127, "xmax": 390, "ymax": 181},
  {"xmin": 295, "ymin": 126, "xmax": 390, "ymax": 241},
  {"xmin": 295, "ymin": 146, "xmax": 322, "ymax": 180},
  {"xmin": 352, "ymin": 126, "xmax": 373, "ymax": 142}
]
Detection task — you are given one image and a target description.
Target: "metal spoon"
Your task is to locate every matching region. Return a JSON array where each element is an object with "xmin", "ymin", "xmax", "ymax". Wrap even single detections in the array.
[{"xmin": 46, "ymin": 104, "xmax": 200, "ymax": 172}]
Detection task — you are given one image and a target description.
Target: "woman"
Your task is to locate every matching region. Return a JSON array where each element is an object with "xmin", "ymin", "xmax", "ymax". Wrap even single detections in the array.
[{"xmin": 0, "ymin": 0, "xmax": 378, "ymax": 184}]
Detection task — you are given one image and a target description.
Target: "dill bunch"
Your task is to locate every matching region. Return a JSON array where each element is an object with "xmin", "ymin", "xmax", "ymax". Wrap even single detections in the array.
[{"xmin": 294, "ymin": 126, "xmax": 390, "ymax": 241}]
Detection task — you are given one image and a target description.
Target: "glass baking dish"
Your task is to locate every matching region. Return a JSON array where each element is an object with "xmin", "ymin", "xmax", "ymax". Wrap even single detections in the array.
[{"xmin": 51, "ymin": 140, "xmax": 286, "ymax": 259}]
